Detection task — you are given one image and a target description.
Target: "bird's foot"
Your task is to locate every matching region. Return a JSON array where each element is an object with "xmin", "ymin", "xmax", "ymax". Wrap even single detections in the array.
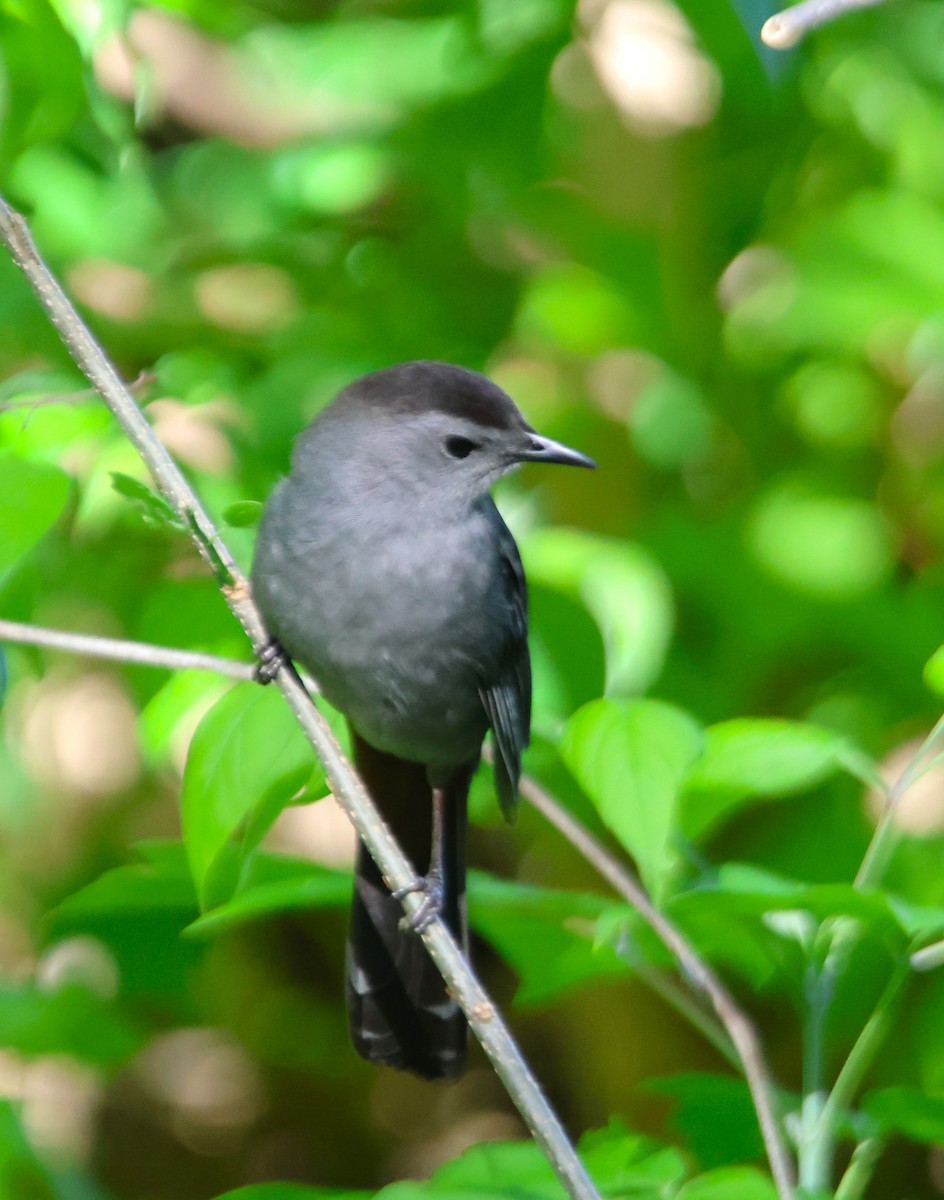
[
  {"xmin": 254, "ymin": 638, "xmax": 287, "ymax": 685},
  {"xmin": 393, "ymin": 871, "xmax": 444, "ymax": 934}
]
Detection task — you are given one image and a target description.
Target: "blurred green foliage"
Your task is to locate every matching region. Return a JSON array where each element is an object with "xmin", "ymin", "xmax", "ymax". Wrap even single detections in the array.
[{"xmin": 3, "ymin": 0, "xmax": 944, "ymax": 1197}]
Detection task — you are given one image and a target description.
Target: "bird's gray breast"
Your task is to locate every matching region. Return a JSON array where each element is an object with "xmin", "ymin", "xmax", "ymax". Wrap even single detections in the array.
[{"xmin": 253, "ymin": 482, "xmax": 505, "ymax": 769}]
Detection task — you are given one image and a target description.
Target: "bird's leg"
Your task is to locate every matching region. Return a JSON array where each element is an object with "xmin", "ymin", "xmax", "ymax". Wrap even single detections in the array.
[
  {"xmin": 254, "ymin": 637, "xmax": 288, "ymax": 684},
  {"xmin": 393, "ymin": 787, "xmax": 445, "ymax": 934}
]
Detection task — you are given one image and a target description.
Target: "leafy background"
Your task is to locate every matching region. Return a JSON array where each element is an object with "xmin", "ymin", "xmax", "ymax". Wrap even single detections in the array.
[{"xmin": 2, "ymin": 0, "xmax": 944, "ymax": 1197}]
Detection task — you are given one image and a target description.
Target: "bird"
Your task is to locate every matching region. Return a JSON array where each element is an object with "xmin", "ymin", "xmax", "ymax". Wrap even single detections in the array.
[{"xmin": 251, "ymin": 360, "xmax": 595, "ymax": 1079}]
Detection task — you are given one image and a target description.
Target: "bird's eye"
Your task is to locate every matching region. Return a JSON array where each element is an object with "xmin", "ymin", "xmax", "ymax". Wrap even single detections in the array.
[{"xmin": 444, "ymin": 435, "xmax": 480, "ymax": 459}]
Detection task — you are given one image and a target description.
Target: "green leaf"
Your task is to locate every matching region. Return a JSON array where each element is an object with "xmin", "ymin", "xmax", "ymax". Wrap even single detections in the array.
[
  {"xmin": 862, "ymin": 1086, "xmax": 944, "ymax": 1143},
  {"xmin": 0, "ymin": 453, "xmax": 70, "ymax": 577},
  {"xmin": 524, "ymin": 529, "xmax": 674, "ymax": 695},
  {"xmin": 222, "ymin": 500, "xmax": 263, "ymax": 528},
  {"xmin": 681, "ymin": 719, "xmax": 858, "ymax": 840},
  {"xmin": 48, "ymin": 0, "xmax": 130, "ymax": 57},
  {"xmin": 528, "ymin": 583, "xmax": 606, "ymax": 733},
  {"xmin": 888, "ymin": 898, "xmax": 944, "ymax": 942},
  {"xmin": 0, "ymin": 981, "xmax": 141, "ymax": 1066},
  {"xmin": 561, "ymin": 699, "xmax": 703, "ymax": 900},
  {"xmin": 217, "ymin": 1123, "xmax": 683, "ymax": 1200},
  {"xmin": 110, "ymin": 471, "xmax": 184, "ymax": 530},
  {"xmin": 49, "ymin": 840, "xmax": 198, "ymax": 920},
  {"xmin": 654, "ymin": 866, "xmax": 916, "ymax": 994},
  {"xmin": 181, "ymin": 683, "xmax": 319, "ymax": 908},
  {"xmin": 924, "ymin": 643, "xmax": 944, "ymax": 695},
  {"xmin": 578, "ymin": 1119, "xmax": 687, "ymax": 1194},
  {"xmin": 645, "ymin": 1074, "xmax": 765, "ymax": 1169},
  {"xmin": 670, "ymin": 867, "xmax": 905, "ymax": 944},
  {"xmin": 139, "ymin": 671, "xmax": 230, "ymax": 762},
  {"xmin": 250, "ymin": 17, "xmax": 490, "ymax": 131},
  {"xmin": 404, "ymin": 1117, "xmax": 684, "ymax": 1197},
  {"xmin": 676, "ymin": 1167, "xmax": 778, "ymax": 1200},
  {"xmin": 468, "ymin": 872, "xmax": 626, "ymax": 1005},
  {"xmin": 185, "ymin": 853, "xmax": 350, "ymax": 939},
  {"xmin": 45, "ymin": 843, "xmax": 203, "ymax": 999}
]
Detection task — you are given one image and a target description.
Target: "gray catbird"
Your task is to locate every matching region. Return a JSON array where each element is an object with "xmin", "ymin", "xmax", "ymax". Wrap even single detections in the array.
[{"xmin": 251, "ymin": 360, "xmax": 594, "ymax": 1079}]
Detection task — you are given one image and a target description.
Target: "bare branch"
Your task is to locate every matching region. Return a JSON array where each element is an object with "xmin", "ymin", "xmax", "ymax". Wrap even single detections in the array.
[
  {"xmin": 0, "ymin": 619, "xmax": 257, "ymax": 680},
  {"xmin": 0, "ymin": 387, "xmax": 93, "ymax": 413},
  {"xmin": 518, "ymin": 772, "xmax": 797, "ymax": 1200},
  {"xmin": 762, "ymin": 0, "xmax": 890, "ymax": 49},
  {"xmin": 0, "ymin": 195, "xmax": 601, "ymax": 1200}
]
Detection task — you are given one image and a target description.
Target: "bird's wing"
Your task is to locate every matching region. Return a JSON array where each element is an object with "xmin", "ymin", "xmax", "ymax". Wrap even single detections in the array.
[{"xmin": 479, "ymin": 503, "xmax": 531, "ymax": 824}]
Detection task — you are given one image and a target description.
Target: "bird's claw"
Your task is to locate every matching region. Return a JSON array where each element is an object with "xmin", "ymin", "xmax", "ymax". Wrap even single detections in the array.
[
  {"xmin": 254, "ymin": 638, "xmax": 287, "ymax": 685},
  {"xmin": 394, "ymin": 871, "xmax": 444, "ymax": 934}
]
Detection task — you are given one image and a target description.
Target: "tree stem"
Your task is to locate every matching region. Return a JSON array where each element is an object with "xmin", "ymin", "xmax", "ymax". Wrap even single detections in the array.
[{"xmin": 0, "ymin": 618, "xmax": 256, "ymax": 679}]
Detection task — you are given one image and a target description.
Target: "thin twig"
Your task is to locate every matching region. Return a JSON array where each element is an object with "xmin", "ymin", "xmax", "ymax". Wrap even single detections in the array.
[
  {"xmin": 761, "ymin": 0, "xmax": 890, "ymax": 49},
  {"xmin": 0, "ymin": 387, "xmax": 92, "ymax": 413},
  {"xmin": 0, "ymin": 370, "xmax": 155, "ymax": 414},
  {"xmin": 0, "ymin": 619, "xmax": 257, "ymax": 680},
  {"xmin": 517, "ymin": 772, "xmax": 796, "ymax": 1200},
  {"xmin": 0, "ymin": 195, "xmax": 602, "ymax": 1200}
]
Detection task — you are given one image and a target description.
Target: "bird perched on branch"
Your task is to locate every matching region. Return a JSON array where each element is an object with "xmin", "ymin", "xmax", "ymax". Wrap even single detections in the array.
[{"xmin": 251, "ymin": 361, "xmax": 594, "ymax": 1079}]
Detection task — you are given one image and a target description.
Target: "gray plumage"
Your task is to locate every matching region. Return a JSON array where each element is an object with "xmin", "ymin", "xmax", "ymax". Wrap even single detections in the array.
[{"xmin": 251, "ymin": 360, "xmax": 594, "ymax": 1077}]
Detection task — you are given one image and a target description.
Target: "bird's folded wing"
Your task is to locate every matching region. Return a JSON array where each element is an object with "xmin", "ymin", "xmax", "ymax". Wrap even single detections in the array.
[{"xmin": 479, "ymin": 510, "xmax": 531, "ymax": 823}]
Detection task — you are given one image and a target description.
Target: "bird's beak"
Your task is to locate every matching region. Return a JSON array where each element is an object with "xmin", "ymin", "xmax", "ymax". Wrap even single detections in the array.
[{"xmin": 517, "ymin": 432, "xmax": 597, "ymax": 470}]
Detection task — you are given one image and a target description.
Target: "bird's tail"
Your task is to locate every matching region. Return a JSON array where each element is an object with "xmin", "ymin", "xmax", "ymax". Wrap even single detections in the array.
[{"xmin": 346, "ymin": 733, "xmax": 470, "ymax": 1079}]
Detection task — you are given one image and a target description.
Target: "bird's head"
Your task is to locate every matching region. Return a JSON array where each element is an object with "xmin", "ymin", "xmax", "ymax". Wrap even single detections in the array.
[{"xmin": 309, "ymin": 361, "xmax": 595, "ymax": 508}]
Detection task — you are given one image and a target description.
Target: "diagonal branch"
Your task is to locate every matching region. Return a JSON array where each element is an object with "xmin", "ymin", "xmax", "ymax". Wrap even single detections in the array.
[
  {"xmin": 517, "ymin": 772, "xmax": 796, "ymax": 1200},
  {"xmin": 0, "ymin": 196, "xmax": 602, "ymax": 1200}
]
